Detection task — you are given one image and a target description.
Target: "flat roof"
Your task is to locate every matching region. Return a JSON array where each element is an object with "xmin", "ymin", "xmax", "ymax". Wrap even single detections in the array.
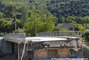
[
  {"xmin": 4, "ymin": 36, "xmax": 80, "ymax": 44},
  {"xmin": 0, "ymin": 37, "xmax": 3, "ymax": 40},
  {"xmin": 25, "ymin": 37, "xmax": 67, "ymax": 42}
]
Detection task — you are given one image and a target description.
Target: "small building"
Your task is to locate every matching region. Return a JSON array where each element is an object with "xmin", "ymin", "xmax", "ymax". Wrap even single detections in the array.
[
  {"xmin": 2, "ymin": 33, "xmax": 82, "ymax": 60},
  {"xmin": 56, "ymin": 23, "xmax": 74, "ymax": 31}
]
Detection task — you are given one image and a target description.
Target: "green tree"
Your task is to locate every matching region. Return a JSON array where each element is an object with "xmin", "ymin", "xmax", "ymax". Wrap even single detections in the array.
[
  {"xmin": 3, "ymin": 5, "xmax": 17, "ymax": 18},
  {"xmin": 20, "ymin": 7, "xmax": 28, "ymax": 25},
  {"xmin": 23, "ymin": 13, "xmax": 58, "ymax": 36},
  {"xmin": 74, "ymin": 24, "xmax": 85, "ymax": 32},
  {"xmin": 0, "ymin": 18, "xmax": 22, "ymax": 33},
  {"xmin": 0, "ymin": 18, "xmax": 13, "ymax": 33},
  {"xmin": 0, "ymin": 12, "xmax": 4, "ymax": 18}
]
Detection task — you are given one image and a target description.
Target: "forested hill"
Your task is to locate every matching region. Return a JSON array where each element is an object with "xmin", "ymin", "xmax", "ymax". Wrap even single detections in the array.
[
  {"xmin": 47, "ymin": 0, "xmax": 89, "ymax": 17},
  {"xmin": 1, "ymin": 0, "xmax": 89, "ymax": 17},
  {"xmin": 0, "ymin": 0, "xmax": 89, "ymax": 35},
  {"xmin": 1, "ymin": 0, "xmax": 89, "ymax": 22}
]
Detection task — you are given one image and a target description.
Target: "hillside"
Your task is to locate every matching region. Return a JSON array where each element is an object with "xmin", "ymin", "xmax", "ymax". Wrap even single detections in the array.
[
  {"xmin": 0, "ymin": 0, "xmax": 89, "ymax": 22},
  {"xmin": 0, "ymin": 0, "xmax": 89, "ymax": 35},
  {"xmin": 1, "ymin": 0, "xmax": 89, "ymax": 16}
]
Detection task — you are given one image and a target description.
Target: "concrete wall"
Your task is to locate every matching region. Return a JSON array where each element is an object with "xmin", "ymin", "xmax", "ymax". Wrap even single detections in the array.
[
  {"xmin": 0, "ymin": 40, "xmax": 3, "ymax": 50},
  {"xmin": 58, "ymin": 48, "xmax": 69, "ymax": 58},
  {"xmin": 0, "ymin": 40, "xmax": 9, "ymax": 54},
  {"xmin": 0, "ymin": 40, "xmax": 13, "ymax": 56},
  {"xmin": 34, "ymin": 49, "xmax": 48, "ymax": 58},
  {"xmin": 5, "ymin": 41, "xmax": 13, "ymax": 54},
  {"xmin": 83, "ymin": 44, "xmax": 89, "ymax": 59},
  {"xmin": 34, "ymin": 48, "xmax": 70, "ymax": 59}
]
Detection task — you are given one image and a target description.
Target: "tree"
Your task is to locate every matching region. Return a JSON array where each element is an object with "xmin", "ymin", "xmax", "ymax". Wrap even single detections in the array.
[
  {"xmin": 58, "ymin": 16, "xmax": 65, "ymax": 23},
  {"xmin": 74, "ymin": 24, "xmax": 85, "ymax": 32},
  {"xmin": 20, "ymin": 7, "xmax": 28, "ymax": 25},
  {"xmin": 23, "ymin": 13, "xmax": 58, "ymax": 36},
  {"xmin": 0, "ymin": 18, "xmax": 22, "ymax": 33},
  {"xmin": 0, "ymin": 12, "xmax": 4, "ymax": 18},
  {"xmin": 0, "ymin": 18, "xmax": 14, "ymax": 33},
  {"xmin": 3, "ymin": 5, "xmax": 17, "ymax": 18}
]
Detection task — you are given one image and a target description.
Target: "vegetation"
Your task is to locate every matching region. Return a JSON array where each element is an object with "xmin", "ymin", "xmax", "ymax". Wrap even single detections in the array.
[
  {"xmin": 1, "ymin": 0, "xmax": 89, "ymax": 36},
  {"xmin": 23, "ymin": 13, "xmax": 57, "ymax": 36},
  {"xmin": 83, "ymin": 29, "xmax": 89, "ymax": 41}
]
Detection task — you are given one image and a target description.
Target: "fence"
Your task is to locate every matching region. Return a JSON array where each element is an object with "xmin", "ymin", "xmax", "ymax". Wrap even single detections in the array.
[{"xmin": 36, "ymin": 31, "xmax": 82, "ymax": 37}]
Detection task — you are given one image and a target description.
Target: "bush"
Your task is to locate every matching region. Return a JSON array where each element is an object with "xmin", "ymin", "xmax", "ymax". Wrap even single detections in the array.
[
  {"xmin": 13, "ymin": 29, "xmax": 25, "ymax": 33},
  {"xmin": 59, "ymin": 28, "xmax": 68, "ymax": 31},
  {"xmin": 74, "ymin": 24, "xmax": 85, "ymax": 32},
  {"xmin": 83, "ymin": 29, "xmax": 89, "ymax": 41}
]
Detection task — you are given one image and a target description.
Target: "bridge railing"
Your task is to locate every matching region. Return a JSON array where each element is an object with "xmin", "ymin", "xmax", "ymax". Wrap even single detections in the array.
[{"xmin": 36, "ymin": 31, "xmax": 82, "ymax": 37}]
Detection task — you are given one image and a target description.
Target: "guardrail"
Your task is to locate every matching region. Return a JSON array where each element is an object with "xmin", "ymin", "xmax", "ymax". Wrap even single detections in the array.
[{"xmin": 36, "ymin": 31, "xmax": 82, "ymax": 37}]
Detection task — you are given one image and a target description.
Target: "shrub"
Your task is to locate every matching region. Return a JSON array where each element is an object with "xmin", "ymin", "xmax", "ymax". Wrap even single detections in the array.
[{"xmin": 83, "ymin": 29, "xmax": 89, "ymax": 41}]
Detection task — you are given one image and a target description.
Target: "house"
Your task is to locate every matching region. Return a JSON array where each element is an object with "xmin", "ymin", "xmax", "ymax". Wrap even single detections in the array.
[
  {"xmin": 1, "ymin": 33, "xmax": 82, "ymax": 60},
  {"xmin": 56, "ymin": 23, "xmax": 74, "ymax": 31}
]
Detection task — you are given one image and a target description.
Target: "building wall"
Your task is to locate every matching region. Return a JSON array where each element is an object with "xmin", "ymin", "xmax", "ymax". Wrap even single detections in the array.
[
  {"xmin": 0, "ymin": 41, "xmax": 13, "ymax": 54},
  {"xmin": 83, "ymin": 43, "xmax": 89, "ymax": 59},
  {"xmin": 34, "ymin": 48, "xmax": 70, "ymax": 59},
  {"xmin": 3, "ymin": 41, "xmax": 18, "ymax": 56},
  {"xmin": 0, "ymin": 40, "xmax": 3, "ymax": 51},
  {"xmin": 56, "ymin": 23, "xmax": 74, "ymax": 31},
  {"xmin": 34, "ymin": 49, "xmax": 48, "ymax": 58},
  {"xmin": 57, "ymin": 48, "xmax": 69, "ymax": 58}
]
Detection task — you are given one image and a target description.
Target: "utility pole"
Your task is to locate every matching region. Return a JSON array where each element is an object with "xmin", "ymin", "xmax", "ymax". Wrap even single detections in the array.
[
  {"xmin": 18, "ymin": 44, "xmax": 19, "ymax": 60},
  {"xmin": 35, "ymin": 12, "xmax": 37, "ymax": 36},
  {"xmin": 33, "ymin": 7, "xmax": 37, "ymax": 36},
  {"xmin": 14, "ymin": 16, "xmax": 17, "ymax": 30}
]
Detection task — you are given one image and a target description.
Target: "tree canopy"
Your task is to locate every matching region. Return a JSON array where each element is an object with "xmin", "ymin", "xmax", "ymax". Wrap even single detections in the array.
[{"xmin": 0, "ymin": 0, "xmax": 89, "ymax": 35}]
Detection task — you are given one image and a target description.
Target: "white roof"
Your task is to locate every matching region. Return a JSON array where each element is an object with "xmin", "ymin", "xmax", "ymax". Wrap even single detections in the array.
[
  {"xmin": 25, "ymin": 37, "xmax": 67, "ymax": 42},
  {"xmin": 0, "ymin": 37, "xmax": 3, "ymax": 40}
]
